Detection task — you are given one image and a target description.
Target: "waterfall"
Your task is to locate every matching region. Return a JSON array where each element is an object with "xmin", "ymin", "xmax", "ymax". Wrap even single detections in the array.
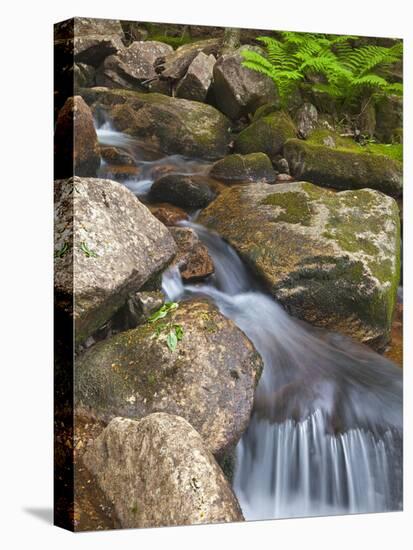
[{"xmin": 163, "ymin": 222, "xmax": 403, "ymax": 519}]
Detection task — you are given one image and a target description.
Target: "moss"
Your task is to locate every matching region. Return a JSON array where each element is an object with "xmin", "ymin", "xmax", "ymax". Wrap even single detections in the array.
[
  {"xmin": 234, "ymin": 112, "xmax": 297, "ymax": 160},
  {"xmin": 210, "ymin": 153, "xmax": 275, "ymax": 183},
  {"xmin": 364, "ymin": 143, "xmax": 403, "ymax": 162},
  {"xmin": 261, "ymin": 191, "xmax": 313, "ymax": 225},
  {"xmin": 149, "ymin": 34, "xmax": 195, "ymax": 49},
  {"xmin": 252, "ymin": 102, "xmax": 280, "ymax": 122}
]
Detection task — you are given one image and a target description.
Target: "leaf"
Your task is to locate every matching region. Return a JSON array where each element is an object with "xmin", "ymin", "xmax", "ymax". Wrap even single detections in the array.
[
  {"xmin": 148, "ymin": 302, "xmax": 179, "ymax": 323},
  {"xmin": 174, "ymin": 324, "xmax": 184, "ymax": 341},
  {"xmin": 80, "ymin": 241, "xmax": 98, "ymax": 258},
  {"xmin": 166, "ymin": 330, "xmax": 178, "ymax": 352},
  {"xmin": 54, "ymin": 242, "xmax": 70, "ymax": 258}
]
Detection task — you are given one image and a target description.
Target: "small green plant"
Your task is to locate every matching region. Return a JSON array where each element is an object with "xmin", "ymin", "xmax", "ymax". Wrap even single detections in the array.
[
  {"xmin": 79, "ymin": 241, "xmax": 98, "ymax": 258},
  {"xmin": 241, "ymin": 32, "xmax": 403, "ymax": 108},
  {"xmin": 149, "ymin": 302, "xmax": 184, "ymax": 352},
  {"xmin": 54, "ymin": 242, "xmax": 70, "ymax": 259}
]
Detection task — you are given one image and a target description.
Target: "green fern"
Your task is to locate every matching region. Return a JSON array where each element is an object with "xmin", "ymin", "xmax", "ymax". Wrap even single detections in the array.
[{"xmin": 241, "ymin": 33, "xmax": 403, "ymax": 108}]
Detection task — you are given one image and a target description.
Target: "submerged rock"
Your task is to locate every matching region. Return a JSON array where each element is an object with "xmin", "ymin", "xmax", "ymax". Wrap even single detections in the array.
[
  {"xmin": 199, "ymin": 182, "xmax": 401, "ymax": 350},
  {"xmin": 83, "ymin": 414, "xmax": 244, "ymax": 528},
  {"xmin": 97, "ymin": 41, "xmax": 173, "ymax": 90},
  {"xmin": 176, "ymin": 51, "xmax": 216, "ymax": 102},
  {"xmin": 81, "ymin": 87, "xmax": 231, "ymax": 160},
  {"xmin": 150, "ymin": 174, "xmax": 216, "ymax": 207},
  {"xmin": 212, "ymin": 47, "xmax": 278, "ymax": 119},
  {"xmin": 75, "ymin": 299, "xmax": 263, "ymax": 455},
  {"xmin": 54, "ymin": 177, "xmax": 176, "ymax": 344},
  {"xmin": 210, "ymin": 153, "xmax": 276, "ymax": 183},
  {"xmin": 54, "ymin": 96, "xmax": 100, "ymax": 178},
  {"xmin": 234, "ymin": 112, "xmax": 297, "ymax": 161},
  {"xmin": 170, "ymin": 226, "xmax": 214, "ymax": 281},
  {"xmin": 284, "ymin": 138, "xmax": 403, "ymax": 197}
]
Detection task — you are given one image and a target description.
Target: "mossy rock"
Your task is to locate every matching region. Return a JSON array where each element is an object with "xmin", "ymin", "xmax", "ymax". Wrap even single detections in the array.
[
  {"xmin": 80, "ymin": 87, "xmax": 231, "ymax": 160},
  {"xmin": 75, "ymin": 299, "xmax": 263, "ymax": 456},
  {"xmin": 199, "ymin": 182, "xmax": 401, "ymax": 350},
  {"xmin": 284, "ymin": 138, "xmax": 402, "ymax": 198},
  {"xmin": 209, "ymin": 153, "xmax": 276, "ymax": 183},
  {"xmin": 234, "ymin": 112, "xmax": 297, "ymax": 161}
]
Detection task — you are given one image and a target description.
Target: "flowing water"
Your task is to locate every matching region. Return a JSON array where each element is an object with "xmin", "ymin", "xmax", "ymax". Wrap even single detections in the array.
[{"xmin": 96, "ymin": 122, "xmax": 403, "ymax": 521}]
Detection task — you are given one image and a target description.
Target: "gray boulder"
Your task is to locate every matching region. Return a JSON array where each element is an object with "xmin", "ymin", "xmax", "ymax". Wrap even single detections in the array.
[
  {"xmin": 210, "ymin": 153, "xmax": 276, "ymax": 183},
  {"xmin": 97, "ymin": 41, "xmax": 173, "ymax": 90},
  {"xmin": 150, "ymin": 174, "xmax": 216, "ymax": 207},
  {"xmin": 83, "ymin": 414, "xmax": 244, "ymax": 528},
  {"xmin": 176, "ymin": 52, "xmax": 216, "ymax": 102},
  {"xmin": 199, "ymin": 182, "xmax": 401, "ymax": 350},
  {"xmin": 212, "ymin": 46, "xmax": 278, "ymax": 119},
  {"xmin": 75, "ymin": 299, "xmax": 263, "ymax": 455},
  {"xmin": 54, "ymin": 177, "xmax": 177, "ymax": 343},
  {"xmin": 294, "ymin": 102, "xmax": 318, "ymax": 138},
  {"xmin": 156, "ymin": 38, "xmax": 221, "ymax": 80}
]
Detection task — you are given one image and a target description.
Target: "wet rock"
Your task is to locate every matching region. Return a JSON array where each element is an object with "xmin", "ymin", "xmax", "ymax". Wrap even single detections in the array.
[
  {"xmin": 212, "ymin": 46, "xmax": 278, "ymax": 119},
  {"xmin": 234, "ymin": 112, "xmax": 297, "ymax": 161},
  {"xmin": 170, "ymin": 227, "xmax": 214, "ymax": 281},
  {"xmin": 284, "ymin": 138, "xmax": 403, "ymax": 198},
  {"xmin": 199, "ymin": 182, "xmax": 401, "ymax": 350},
  {"xmin": 155, "ymin": 38, "xmax": 221, "ymax": 81},
  {"xmin": 176, "ymin": 52, "xmax": 216, "ymax": 102},
  {"xmin": 54, "ymin": 177, "xmax": 177, "ymax": 344},
  {"xmin": 82, "ymin": 414, "xmax": 244, "ymax": 528},
  {"xmin": 150, "ymin": 205, "xmax": 189, "ymax": 226},
  {"xmin": 75, "ymin": 299, "xmax": 263, "ymax": 455},
  {"xmin": 150, "ymin": 174, "xmax": 216, "ymax": 208},
  {"xmin": 54, "ymin": 96, "xmax": 100, "ymax": 178},
  {"xmin": 210, "ymin": 153, "xmax": 276, "ymax": 183},
  {"xmin": 96, "ymin": 41, "xmax": 173, "ymax": 90},
  {"xmin": 294, "ymin": 102, "xmax": 318, "ymax": 138},
  {"xmin": 81, "ymin": 87, "xmax": 231, "ymax": 160},
  {"xmin": 100, "ymin": 146, "xmax": 135, "ymax": 165}
]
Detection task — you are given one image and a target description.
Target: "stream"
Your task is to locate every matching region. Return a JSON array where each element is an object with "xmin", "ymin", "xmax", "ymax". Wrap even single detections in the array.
[{"xmin": 96, "ymin": 121, "xmax": 403, "ymax": 521}]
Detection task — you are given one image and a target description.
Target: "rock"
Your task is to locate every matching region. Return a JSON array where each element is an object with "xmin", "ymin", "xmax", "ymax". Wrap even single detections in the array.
[
  {"xmin": 252, "ymin": 102, "xmax": 280, "ymax": 121},
  {"xmin": 156, "ymin": 38, "xmax": 221, "ymax": 80},
  {"xmin": 176, "ymin": 52, "xmax": 215, "ymax": 102},
  {"xmin": 294, "ymin": 102, "xmax": 318, "ymax": 138},
  {"xmin": 210, "ymin": 153, "xmax": 276, "ymax": 183},
  {"xmin": 82, "ymin": 414, "xmax": 244, "ymax": 528},
  {"xmin": 55, "ymin": 17, "xmax": 125, "ymax": 67},
  {"xmin": 100, "ymin": 146, "xmax": 135, "ymax": 165},
  {"xmin": 150, "ymin": 174, "xmax": 216, "ymax": 208},
  {"xmin": 234, "ymin": 112, "xmax": 297, "ymax": 161},
  {"xmin": 374, "ymin": 95, "xmax": 403, "ymax": 143},
  {"xmin": 212, "ymin": 46, "xmax": 278, "ymax": 119},
  {"xmin": 54, "ymin": 96, "xmax": 100, "ymax": 178},
  {"xmin": 54, "ymin": 177, "xmax": 177, "ymax": 343},
  {"xmin": 199, "ymin": 182, "xmax": 401, "ymax": 350},
  {"xmin": 122, "ymin": 291, "xmax": 165, "ymax": 327},
  {"xmin": 275, "ymin": 173, "xmax": 294, "ymax": 183},
  {"xmin": 284, "ymin": 138, "xmax": 403, "ymax": 198},
  {"xmin": 274, "ymin": 157, "xmax": 290, "ymax": 174},
  {"xmin": 170, "ymin": 227, "xmax": 214, "ymax": 281},
  {"xmin": 150, "ymin": 205, "xmax": 189, "ymax": 226},
  {"xmin": 75, "ymin": 299, "xmax": 263, "ymax": 455},
  {"xmin": 73, "ymin": 63, "xmax": 96, "ymax": 89},
  {"xmin": 81, "ymin": 87, "xmax": 231, "ymax": 160},
  {"xmin": 96, "ymin": 41, "xmax": 173, "ymax": 90}
]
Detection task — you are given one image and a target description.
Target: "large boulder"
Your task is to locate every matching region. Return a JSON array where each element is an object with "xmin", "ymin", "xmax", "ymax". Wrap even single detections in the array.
[
  {"xmin": 54, "ymin": 177, "xmax": 177, "ymax": 344},
  {"xmin": 210, "ymin": 153, "xmax": 276, "ymax": 183},
  {"xmin": 55, "ymin": 17, "xmax": 125, "ymax": 67},
  {"xmin": 150, "ymin": 174, "xmax": 216, "ymax": 207},
  {"xmin": 80, "ymin": 87, "xmax": 231, "ymax": 160},
  {"xmin": 83, "ymin": 414, "xmax": 244, "ymax": 528},
  {"xmin": 75, "ymin": 299, "xmax": 263, "ymax": 455},
  {"xmin": 199, "ymin": 182, "xmax": 401, "ymax": 350},
  {"xmin": 212, "ymin": 47, "xmax": 278, "ymax": 120},
  {"xmin": 54, "ymin": 96, "xmax": 100, "ymax": 178},
  {"xmin": 176, "ymin": 52, "xmax": 216, "ymax": 102},
  {"xmin": 155, "ymin": 38, "xmax": 221, "ymax": 80},
  {"xmin": 234, "ymin": 112, "xmax": 297, "ymax": 161},
  {"xmin": 284, "ymin": 138, "xmax": 403, "ymax": 198},
  {"xmin": 374, "ymin": 95, "xmax": 403, "ymax": 143},
  {"xmin": 96, "ymin": 41, "xmax": 173, "ymax": 90}
]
